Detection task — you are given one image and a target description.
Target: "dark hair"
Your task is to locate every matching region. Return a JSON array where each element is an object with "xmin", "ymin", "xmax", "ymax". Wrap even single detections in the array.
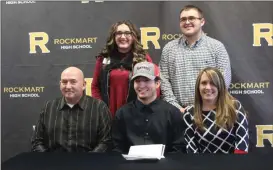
[
  {"xmin": 180, "ymin": 5, "xmax": 204, "ymax": 18},
  {"xmin": 97, "ymin": 20, "xmax": 147, "ymax": 64},
  {"xmin": 154, "ymin": 77, "xmax": 161, "ymax": 82}
]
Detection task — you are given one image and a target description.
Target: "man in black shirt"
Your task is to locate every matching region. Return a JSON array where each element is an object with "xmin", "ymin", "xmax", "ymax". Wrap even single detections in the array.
[
  {"xmin": 31, "ymin": 66, "xmax": 112, "ymax": 152},
  {"xmin": 112, "ymin": 62, "xmax": 186, "ymax": 154}
]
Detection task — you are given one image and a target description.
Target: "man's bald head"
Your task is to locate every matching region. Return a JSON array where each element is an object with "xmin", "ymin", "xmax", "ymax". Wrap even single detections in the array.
[
  {"xmin": 61, "ymin": 67, "xmax": 85, "ymax": 81},
  {"xmin": 60, "ymin": 66, "xmax": 86, "ymax": 104}
]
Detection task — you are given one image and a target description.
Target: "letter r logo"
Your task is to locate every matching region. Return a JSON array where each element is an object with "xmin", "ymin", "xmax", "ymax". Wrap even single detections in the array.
[{"xmin": 29, "ymin": 32, "xmax": 50, "ymax": 54}]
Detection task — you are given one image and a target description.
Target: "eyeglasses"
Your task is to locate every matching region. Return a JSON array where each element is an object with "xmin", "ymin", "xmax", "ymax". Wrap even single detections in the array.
[
  {"xmin": 115, "ymin": 31, "xmax": 132, "ymax": 37},
  {"xmin": 180, "ymin": 16, "xmax": 202, "ymax": 23}
]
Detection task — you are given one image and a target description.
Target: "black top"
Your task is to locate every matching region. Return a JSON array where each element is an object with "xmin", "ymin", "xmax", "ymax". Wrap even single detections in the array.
[
  {"xmin": 112, "ymin": 99, "xmax": 186, "ymax": 154},
  {"xmin": 183, "ymin": 100, "xmax": 249, "ymax": 153},
  {"xmin": 31, "ymin": 95, "xmax": 112, "ymax": 152}
]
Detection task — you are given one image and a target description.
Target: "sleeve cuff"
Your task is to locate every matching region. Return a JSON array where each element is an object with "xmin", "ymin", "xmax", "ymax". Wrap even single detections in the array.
[{"xmin": 234, "ymin": 149, "xmax": 247, "ymax": 154}]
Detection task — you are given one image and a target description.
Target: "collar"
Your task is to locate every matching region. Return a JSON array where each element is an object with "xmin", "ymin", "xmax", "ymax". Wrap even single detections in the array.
[
  {"xmin": 58, "ymin": 94, "xmax": 87, "ymax": 111},
  {"xmin": 135, "ymin": 98, "xmax": 159, "ymax": 112},
  {"xmin": 179, "ymin": 32, "xmax": 205, "ymax": 48}
]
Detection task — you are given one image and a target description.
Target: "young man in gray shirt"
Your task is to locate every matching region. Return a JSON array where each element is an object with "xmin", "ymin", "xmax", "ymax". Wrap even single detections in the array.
[{"xmin": 159, "ymin": 5, "xmax": 231, "ymax": 113}]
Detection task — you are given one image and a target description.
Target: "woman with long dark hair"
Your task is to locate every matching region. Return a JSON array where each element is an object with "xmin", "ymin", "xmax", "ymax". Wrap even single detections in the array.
[{"xmin": 91, "ymin": 20, "xmax": 159, "ymax": 116}]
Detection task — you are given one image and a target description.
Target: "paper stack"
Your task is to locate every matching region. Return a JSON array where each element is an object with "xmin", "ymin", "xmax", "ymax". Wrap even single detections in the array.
[{"xmin": 122, "ymin": 144, "xmax": 165, "ymax": 160}]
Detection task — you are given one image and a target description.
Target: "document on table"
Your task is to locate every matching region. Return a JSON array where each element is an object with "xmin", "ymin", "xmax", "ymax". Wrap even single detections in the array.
[{"xmin": 122, "ymin": 144, "xmax": 165, "ymax": 160}]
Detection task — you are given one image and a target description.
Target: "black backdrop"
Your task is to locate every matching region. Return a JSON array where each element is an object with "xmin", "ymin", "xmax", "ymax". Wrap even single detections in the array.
[{"xmin": 1, "ymin": 1, "xmax": 273, "ymax": 161}]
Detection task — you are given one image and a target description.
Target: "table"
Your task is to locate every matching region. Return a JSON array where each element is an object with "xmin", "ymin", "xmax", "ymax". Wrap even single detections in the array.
[{"xmin": 2, "ymin": 152, "xmax": 273, "ymax": 170}]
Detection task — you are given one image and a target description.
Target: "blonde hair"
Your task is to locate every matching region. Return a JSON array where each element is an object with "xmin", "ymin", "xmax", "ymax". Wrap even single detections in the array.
[{"xmin": 194, "ymin": 67, "xmax": 236, "ymax": 130}]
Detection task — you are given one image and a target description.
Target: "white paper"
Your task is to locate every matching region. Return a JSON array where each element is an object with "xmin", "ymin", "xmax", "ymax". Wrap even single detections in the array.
[
  {"xmin": 122, "ymin": 144, "xmax": 165, "ymax": 160},
  {"xmin": 122, "ymin": 154, "xmax": 163, "ymax": 160}
]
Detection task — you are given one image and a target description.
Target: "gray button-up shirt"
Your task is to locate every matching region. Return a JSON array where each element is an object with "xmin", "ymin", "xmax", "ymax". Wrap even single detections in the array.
[{"xmin": 159, "ymin": 33, "xmax": 231, "ymax": 109}]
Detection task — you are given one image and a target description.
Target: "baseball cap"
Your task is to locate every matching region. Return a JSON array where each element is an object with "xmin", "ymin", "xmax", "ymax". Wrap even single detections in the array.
[{"xmin": 131, "ymin": 61, "xmax": 160, "ymax": 81}]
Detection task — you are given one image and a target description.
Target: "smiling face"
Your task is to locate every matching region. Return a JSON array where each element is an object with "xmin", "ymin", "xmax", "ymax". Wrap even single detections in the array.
[
  {"xmin": 199, "ymin": 72, "xmax": 218, "ymax": 105},
  {"xmin": 114, "ymin": 24, "xmax": 134, "ymax": 53},
  {"xmin": 179, "ymin": 8, "xmax": 205, "ymax": 38},
  {"xmin": 195, "ymin": 67, "xmax": 228, "ymax": 109},
  {"xmin": 60, "ymin": 67, "xmax": 86, "ymax": 104},
  {"xmin": 134, "ymin": 76, "xmax": 160, "ymax": 102}
]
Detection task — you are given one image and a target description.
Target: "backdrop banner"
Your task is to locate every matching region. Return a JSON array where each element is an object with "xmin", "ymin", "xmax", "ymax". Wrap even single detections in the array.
[{"xmin": 1, "ymin": 1, "xmax": 273, "ymax": 161}]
